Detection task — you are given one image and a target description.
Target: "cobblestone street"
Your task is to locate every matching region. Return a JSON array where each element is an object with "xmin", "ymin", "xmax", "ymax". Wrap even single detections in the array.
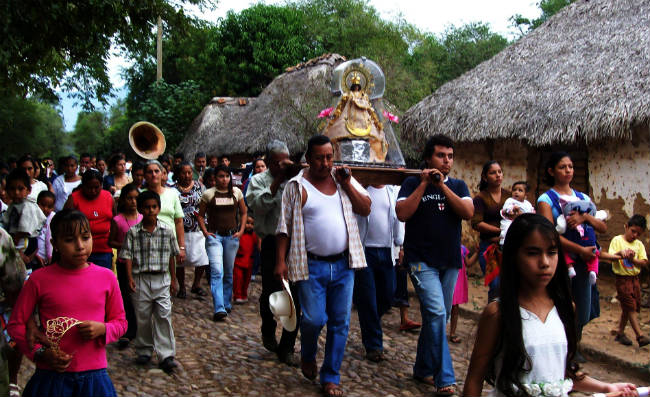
[{"xmin": 17, "ymin": 278, "xmax": 648, "ymax": 396}]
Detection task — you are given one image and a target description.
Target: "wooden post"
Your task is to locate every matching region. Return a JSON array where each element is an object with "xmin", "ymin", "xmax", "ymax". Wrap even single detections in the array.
[{"xmin": 156, "ymin": 16, "xmax": 162, "ymax": 81}]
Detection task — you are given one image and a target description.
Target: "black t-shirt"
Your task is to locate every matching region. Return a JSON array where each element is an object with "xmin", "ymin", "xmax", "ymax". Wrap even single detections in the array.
[{"xmin": 397, "ymin": 176, "xmax": 470, "ymax": 269}]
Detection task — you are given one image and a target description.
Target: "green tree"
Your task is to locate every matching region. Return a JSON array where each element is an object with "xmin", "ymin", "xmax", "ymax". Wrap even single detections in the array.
[
  {"xmin": 0, "ymin": 96, "xmax": 68, "ymax": 159},
  {"xmin": 1, "ymin": 0, "xmax": 215, "ymax": 107},
  {"xmin": 510, "ymin": 0, "xmax": 575, "ymax": 36},
  {"xmin": 134, "ymin": 80, "xmax": 208, "ymax": 152},
  {"xmin": 71, "ymin": 111, "xmax": 108, "ymax": 156}
]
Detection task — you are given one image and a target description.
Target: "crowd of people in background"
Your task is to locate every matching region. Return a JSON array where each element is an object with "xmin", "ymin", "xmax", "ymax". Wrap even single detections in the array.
[{"xmin": 0, "ymin": 135, "xmax": 645, "ymax": 397}]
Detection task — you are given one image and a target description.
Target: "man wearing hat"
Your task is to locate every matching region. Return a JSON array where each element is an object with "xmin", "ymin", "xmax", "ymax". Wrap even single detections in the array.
[
  {"xmin": 246, "ymin": 140, "xmax": 300, "ymax": 367},
  {"xmin": 275, "ymin": 135, "xmax": 370, "ymax": 397}
]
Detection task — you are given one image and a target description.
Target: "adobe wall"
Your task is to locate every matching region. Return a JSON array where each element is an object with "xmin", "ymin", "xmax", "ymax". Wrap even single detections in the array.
[{"xmin": 589, "ymin": 125, "xmax": 650, "ymax": 250}]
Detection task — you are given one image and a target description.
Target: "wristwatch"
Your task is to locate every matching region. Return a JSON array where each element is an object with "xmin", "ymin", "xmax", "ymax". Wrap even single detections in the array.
[{"xmin": 34, "ymin": 346, "xmax": 47, "ymax": 362}]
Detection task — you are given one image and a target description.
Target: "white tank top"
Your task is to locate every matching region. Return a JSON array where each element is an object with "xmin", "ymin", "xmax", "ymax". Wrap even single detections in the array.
[
  {"xmin": 365, "ymin": 186, "xmax": 392, "ymax": 248},
  {"xmin": 302, "ymin": 178, "xmax": 348, "ymax": 256}
]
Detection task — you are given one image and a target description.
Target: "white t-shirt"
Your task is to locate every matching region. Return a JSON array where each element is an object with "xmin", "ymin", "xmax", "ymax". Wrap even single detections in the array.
[
  {"xmin": 365, "ymin": 186, "xmax": 392, "ymax": 248},
  {"xmin": 302, "ymin": 179, "xmax": 348, "ymax": 256},
  {"xmin": 27, "ymin": 180, "xmax": 49, "ymax": 203}
]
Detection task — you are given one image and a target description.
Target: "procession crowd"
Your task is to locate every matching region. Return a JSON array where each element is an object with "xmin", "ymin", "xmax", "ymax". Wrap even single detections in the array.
[{"xmin": 0, "ymin": 134, "xmax": 646, "ymax": 397}]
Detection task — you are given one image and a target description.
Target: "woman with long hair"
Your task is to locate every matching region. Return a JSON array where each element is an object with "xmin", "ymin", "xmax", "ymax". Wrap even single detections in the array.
[
  {"xmin": 198, "ymin": 165, "xmax": 247, "ymax": 321},
  {"xmin": 103, "ymin": 153, "xmax": 132, "ymax": 195},
  {"xmin": 463, "ymin": 214, "xmax": 634, "ymax": 397},
  {"xmin": 537, "ymin": 152, "xmax": 606, "ymax": 359},
  {"xmin": 471, "ymin": 160, "xmax": 508, "ymax": 300}
]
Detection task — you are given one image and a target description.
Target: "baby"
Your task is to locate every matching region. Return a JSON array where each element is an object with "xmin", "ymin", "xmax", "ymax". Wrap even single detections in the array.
[
  {"xmin": 500, "ymin": 181, "xmax": 535, "ymax": 245},
  {"xmin": 555, "ymin": 194, "xmax": 607, "ymax": 284}
]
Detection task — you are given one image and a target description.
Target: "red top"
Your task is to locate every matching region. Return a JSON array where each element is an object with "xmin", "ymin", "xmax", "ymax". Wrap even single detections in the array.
[
  {"xmin": 71, "ymin": 190, "xmax": 114, "ymax": 253},
  {"xmin": 234, "ymin": 231, "xmax": 258, "ymax": 269},
  {"xmin": 8, "ymin": 263, "xmax": 127, "ymax": 372}
]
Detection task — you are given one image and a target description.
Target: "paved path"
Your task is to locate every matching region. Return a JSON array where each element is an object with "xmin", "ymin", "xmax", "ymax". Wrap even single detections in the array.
[{"xmin": 17, "ymin": 277, "xmax": 648, "ymax": 396}]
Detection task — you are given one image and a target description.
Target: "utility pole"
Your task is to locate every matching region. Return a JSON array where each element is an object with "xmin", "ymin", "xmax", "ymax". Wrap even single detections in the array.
[{"xmin": 156, "ymin": 16, "xmax": 162, "ymax": 81}]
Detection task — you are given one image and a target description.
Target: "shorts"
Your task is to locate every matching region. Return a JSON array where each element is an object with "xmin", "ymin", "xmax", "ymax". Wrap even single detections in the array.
[{"xmin": 615, "ymin": 275, "xmax": 641, "ymax": 313}]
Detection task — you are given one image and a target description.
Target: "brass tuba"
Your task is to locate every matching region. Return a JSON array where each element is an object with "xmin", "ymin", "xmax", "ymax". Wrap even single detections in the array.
[{"xmin": 128, "ymin": 121, "xmax": 166, "ymax": 160}]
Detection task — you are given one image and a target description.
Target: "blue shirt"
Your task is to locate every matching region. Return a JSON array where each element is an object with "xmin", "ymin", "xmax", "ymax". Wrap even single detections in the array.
[
  {"xmin": 537, "ymin": 189, "xmax": 592, "ymax": 223},
  {"xmin": 397, "ymin": 176, "xmax": 471, "ymax": 269}
]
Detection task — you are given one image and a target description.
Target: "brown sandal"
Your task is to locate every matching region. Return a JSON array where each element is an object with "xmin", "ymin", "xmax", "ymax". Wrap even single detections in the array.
[
  {"xmin": 322, "ymin": 383, "xmax": 344, "ymax": 397},
  {"xmin": 436, "ymin": 384, "xmax": 460, "ymax": 397},
  {"xmin": 413, "ymin": 375, "xmax": 436, "ymax": 386},
  {"xmin": 637, "ymin": 335, "xmax": 650, "ymax": 347}
]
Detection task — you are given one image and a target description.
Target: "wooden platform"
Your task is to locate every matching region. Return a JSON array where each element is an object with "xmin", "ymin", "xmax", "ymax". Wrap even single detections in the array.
[{"xmin": 346, "ymin": 166, "xmax": 420, "ymax": 185}]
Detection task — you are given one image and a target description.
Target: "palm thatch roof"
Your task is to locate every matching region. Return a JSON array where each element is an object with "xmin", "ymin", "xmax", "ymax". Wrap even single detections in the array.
[
  {"xmin": 402, "ymin": 0, "xmax": 650, "ymax": 147},
  {"xmin": 178, "ymin": 54, "xmax": 347, "ymax": 158}
]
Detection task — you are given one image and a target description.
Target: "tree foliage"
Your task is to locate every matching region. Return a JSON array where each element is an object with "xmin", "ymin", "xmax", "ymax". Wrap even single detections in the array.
[
  {"xmin": 510, "ymin": 0, "xmax": 575, "ymax": 36},
  {"xmin": 0, "ymin": 0, "xmax": 214, "ymax": 107},
  {"xmin": 0, "ymin": 96, "xmax": 68, "ymax": 159},
  {"xmin": 70, "ymin": 111, "xmax": 108, "ymax": 156}
]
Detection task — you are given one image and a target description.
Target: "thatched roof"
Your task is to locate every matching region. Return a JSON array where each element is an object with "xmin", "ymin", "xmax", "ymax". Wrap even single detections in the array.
[
  {"xmin": 402, "ymin": 0, "xmax": 650, "ymax": 147},
  {"xmin": 178, "ymin": 54, "xmax": 347, "ymax": 158}
]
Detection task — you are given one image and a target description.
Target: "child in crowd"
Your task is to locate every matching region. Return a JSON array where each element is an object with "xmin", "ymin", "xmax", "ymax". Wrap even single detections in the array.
[
  {"xmin": 8, "ymin": 210, "xmax": 127, "ymax": 397},
  {"xmin": 448, "ymin": 245, "xmax": 477, "ymax": 344},
  {"xmin": 0, "ymin": 174, "xmax": 8, "ymax": 218},
  {"xmin": 108, "ymin": 183, "xmax": 142, "ymax": 349},
  {"xmin": 233, "ymin": 216, "xmax": 259, "ymax": 303},
  {"xmin": 35, "ymin": 191, "xmax": 56, "ymax": 267},
  {"xmin": 608, "ymin": 215, "xmax": 649, "ymax": 347},
  {"xmin": 464, "ymin": 214, "xmax": 637, "ymax": 397},
  {"xmin": 1, "ymin": 169, "xmax": 46, "ymax": 266},
  {"xmin": 120, "ymin": 190, "xmax": 180, "ymax": 373},
  {"xmin": 202, "ymin": 168, "xmax": 217, "ymax": 190},
  {"xmin": 499, "ymin": 181, "xmax": 534, "ymax": 245}
]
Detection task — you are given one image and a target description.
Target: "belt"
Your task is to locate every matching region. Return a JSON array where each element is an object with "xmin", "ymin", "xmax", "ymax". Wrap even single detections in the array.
[
  {"xmin": 217, "ymin": 229, "xmax": 238, "ymax": 237},
  {"xmin": 307, "ymin": 250, "xmax": 348, "ymax": 262}
]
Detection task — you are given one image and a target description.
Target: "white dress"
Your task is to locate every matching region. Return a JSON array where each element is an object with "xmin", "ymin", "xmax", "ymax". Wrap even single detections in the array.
[{"xmin": 492, "ymin": 306, "xmax": 573, "ymax": 397}]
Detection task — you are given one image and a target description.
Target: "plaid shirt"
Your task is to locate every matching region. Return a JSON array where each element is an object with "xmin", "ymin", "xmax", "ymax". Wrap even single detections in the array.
[
  {"xmin": 276, "ymin": 169, "xmax": 367, "ymax": 281},
  {"xmin": 119, "ymin": 220, "xmax": 180, "ymax": 274}
]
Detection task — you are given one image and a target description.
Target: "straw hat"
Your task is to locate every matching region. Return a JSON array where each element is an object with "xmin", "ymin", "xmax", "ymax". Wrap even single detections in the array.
[{"xmin": 269, "ymin": 279, "xmax": 297, "ymax": 332}]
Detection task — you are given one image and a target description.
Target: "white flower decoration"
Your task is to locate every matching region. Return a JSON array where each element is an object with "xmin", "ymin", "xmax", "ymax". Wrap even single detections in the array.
[
  {"xmin": 561, "ymin": 379, "xmax": 573, "ymax": 394},
  {"xmin": 542, "ymin": 383, "xmax": 561, "ymax": 397}
]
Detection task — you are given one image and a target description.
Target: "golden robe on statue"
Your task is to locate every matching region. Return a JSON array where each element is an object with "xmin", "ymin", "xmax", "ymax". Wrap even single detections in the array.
[{"xmin": 324, "ymin": 85, "xmax": 388, "ymax": 162}]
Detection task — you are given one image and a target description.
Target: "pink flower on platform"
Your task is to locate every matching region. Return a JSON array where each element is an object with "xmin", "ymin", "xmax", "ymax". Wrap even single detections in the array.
[
  {"xmin": 383, "ymin": 110, "xmax": 399, "ymax": 123},
  {"xmin": 317, "ymin": 107, "xmax": 334, "ymax": 118}
]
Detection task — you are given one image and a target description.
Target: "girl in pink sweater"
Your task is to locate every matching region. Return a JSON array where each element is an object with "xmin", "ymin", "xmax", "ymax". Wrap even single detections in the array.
[{"xmin": 8, "ymin": 209, "xmax": 127, "ymax": 397}]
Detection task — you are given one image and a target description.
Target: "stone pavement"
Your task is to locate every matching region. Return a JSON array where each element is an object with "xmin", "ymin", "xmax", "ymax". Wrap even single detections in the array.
[{"xmin": 17, "ymin": 277, "xmax": 649, "ymax": 396}]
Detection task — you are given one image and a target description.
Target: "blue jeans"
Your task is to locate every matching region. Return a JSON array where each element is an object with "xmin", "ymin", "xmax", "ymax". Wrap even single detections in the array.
[
  {"xmin": 206, "ymin": 234, "xmax": 239, "ymax": 313},
  {"xmin": 23, "ymin": 368, "xmax": 116, "ymax": 397},
  {"xmin": 409, "ymin": 262, "xmax": 458, "ymax": 387},
  {"xmin": 353, "ymin": 247, "xmax": 395, "ymax": 352},
  {"xmin": 297, "ymin": 257, "xmax": 354, "ymax": 385},
  {"xmin": 88, "ymin": 252, "xmax": 113, "ymax": 269},
  {"xmin": 571, "ymin": 260, "xmax": 597, "ymax": 331}
]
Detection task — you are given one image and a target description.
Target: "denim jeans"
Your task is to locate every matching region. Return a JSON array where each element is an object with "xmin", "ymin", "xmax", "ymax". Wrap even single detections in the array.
[
  {"xmin": 353, "ymin": 247, "xmax": 395, "ymax": 352},
  {"xmin": 297, "ymin": 257, "xmax": 354, "ymax": 385},
  {"xmin": 88, "ymin": 252, "xmax": 113, "ymax": 269},
  {"xmin": 23, "ymin": 368, "xmax": 116, "ymax": 397},
  {"xmin": 571, "ymin": 260, "xmax": 596, "ymax": 333},
  {"xmin": 409, "ymin": 261, "xmax": 458, "ymax": 387},
  {"xmin": 206, "ymin": 234, "xmax": 239, "ymax": 314}
]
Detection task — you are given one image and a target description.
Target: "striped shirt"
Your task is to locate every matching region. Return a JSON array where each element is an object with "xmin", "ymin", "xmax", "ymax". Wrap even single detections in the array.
[
  {"xmin": 119, "ymin": 220, "xmax": 180, "ymax": 274},
  {"xmin": 276, "ymin": 169, "xmax": 367, "ymax": 281}
]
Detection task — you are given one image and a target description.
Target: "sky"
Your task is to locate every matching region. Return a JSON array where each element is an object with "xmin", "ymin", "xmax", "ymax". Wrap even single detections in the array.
[{"xmin": 60, "ymin": 0, "xmax": 540, "ymax": 130}]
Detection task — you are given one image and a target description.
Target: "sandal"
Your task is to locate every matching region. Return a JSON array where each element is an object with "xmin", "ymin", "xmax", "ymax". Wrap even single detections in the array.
[
  {"xmin": 191, "ymin": 287, "xmax": 207, "ymax": 296},
  {"xmin": 436, "ymin": 384, "xmax": 460, "ymax": 397},
  {"xmin": 322, "ymin": 382, "xmax": 344, "ymax": 397},
  {"xmin": 615, "ymin": 333, "xmax": 633, "ymax": 346},
  {"xmin": 449, "ymin": 335, "xmax": 461, "ymax": 344},
  {"xmin": 176, "ymin": 289, "xmax": 187, "ymax": 299},
  {"xmin": 9, "ymin": 383, "xmax": 20, "ymax": 397},
  {"xmin": 637, "ymin": 335, "xmax": 650, "ymax": 347},
  {"xmin": 301, "ymin": 360, "xmax": 318, "ymax": 380}
]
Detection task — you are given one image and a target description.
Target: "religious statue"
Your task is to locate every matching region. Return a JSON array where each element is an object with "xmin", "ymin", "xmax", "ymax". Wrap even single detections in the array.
[{"xmin": 321, "ymin": 59, "xmax": 405, "ymax": 165}]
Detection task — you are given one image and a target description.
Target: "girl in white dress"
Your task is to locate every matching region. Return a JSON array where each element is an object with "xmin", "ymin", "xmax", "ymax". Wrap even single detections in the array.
[{"xmin": 464, "ymin": 214, "xmax": 637, "ymax": 397}]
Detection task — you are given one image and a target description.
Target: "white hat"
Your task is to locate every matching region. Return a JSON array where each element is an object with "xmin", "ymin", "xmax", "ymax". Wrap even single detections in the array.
[{"xmin": 269, "ymin": 279, "xmax": 297, "ymax": 332}]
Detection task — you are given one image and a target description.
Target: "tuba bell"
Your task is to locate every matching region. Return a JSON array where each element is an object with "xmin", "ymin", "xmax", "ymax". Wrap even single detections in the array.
[{"xmin": 128, "ymin": 121, "xmax": 166, "ymax": 160}]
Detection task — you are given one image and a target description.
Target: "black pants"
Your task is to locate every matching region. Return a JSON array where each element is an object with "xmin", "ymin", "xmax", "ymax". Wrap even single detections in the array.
[
  {"xmin": 259, "ymin": 235, "xmax": 300, "ymax": 356},
  {"xmin": 116, "ymin": 260, "xmax": 137, "ymax": 340}
]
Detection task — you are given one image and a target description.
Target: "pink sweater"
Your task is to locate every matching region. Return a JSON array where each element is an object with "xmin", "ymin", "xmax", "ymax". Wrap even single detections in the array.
[{"xmin": 8, "ymin": 263, "xmax": 127, "ymax": 372}]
